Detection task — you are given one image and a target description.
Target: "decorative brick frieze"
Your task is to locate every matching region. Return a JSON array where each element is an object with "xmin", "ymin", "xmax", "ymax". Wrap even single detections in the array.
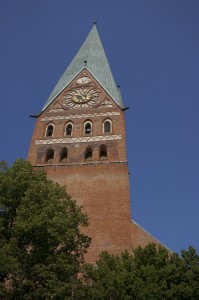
[
  {"xmin": 41, "ymin": 111, "xmax": 120, "ymax": 122},
  {"xmin": 35, "ymin": 134, "xmax": 122, "ymax": 145},
  {"xmin": 35, "ymin": 160, "xmax": 128, "ymax": 167}
]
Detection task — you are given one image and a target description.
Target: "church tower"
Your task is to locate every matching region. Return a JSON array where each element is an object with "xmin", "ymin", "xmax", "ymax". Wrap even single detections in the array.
[{"xmin": 28, "ymin": 23, "xmax": 162, "ymax": 262}]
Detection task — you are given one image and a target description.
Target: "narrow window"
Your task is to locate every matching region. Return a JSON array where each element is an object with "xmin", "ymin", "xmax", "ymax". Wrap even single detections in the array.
[
  {"xmin": 85, "ymin": 146, "xmax": 92, "ymax": 161},
  {"xmin": 46, "ymin": 124, "xmax": 54, "ymax": 137},
  {"xmin": 45, "ymin": 148, "xmax": 54, "ymax": 163},
  {"xmin": 66, "ymin": 123, "xmax": 72, "ymax": 136},
  {"xmin": 104, "ymin": 121, "xmax": 111, "ymax": 133},
  {"xmin": 99, "ymin": 144, "xmax": 107, "ymax": 160},
  {"xmin": 60, "ymin": 147, "xmax": 67, "ymax": 162},
  {"xmin": 84, "ymin": 122, "xmax": 92, "ymax": 134}
]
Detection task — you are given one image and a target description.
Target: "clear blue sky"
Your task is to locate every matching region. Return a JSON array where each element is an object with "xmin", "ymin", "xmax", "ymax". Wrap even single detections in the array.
[{"xmin": 1, "ymin": 0, "xmax": 199, "ymax": 254}]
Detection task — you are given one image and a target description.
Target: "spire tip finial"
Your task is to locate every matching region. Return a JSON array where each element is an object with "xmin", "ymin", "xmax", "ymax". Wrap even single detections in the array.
[{"xmin": 93, "ymin": 21, "xmax": 97, "ymax": 26}]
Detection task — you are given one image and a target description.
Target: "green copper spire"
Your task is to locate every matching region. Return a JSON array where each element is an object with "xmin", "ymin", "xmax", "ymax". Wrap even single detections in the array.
[{"xmin": 42, "ymin": 23, "xmax": 124, "ymax": 111}]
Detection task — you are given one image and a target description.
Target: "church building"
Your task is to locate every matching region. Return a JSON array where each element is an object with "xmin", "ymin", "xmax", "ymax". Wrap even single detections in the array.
[{"xmin": 27, "ymin": 22, "xmax": 162, "ymax": 262}]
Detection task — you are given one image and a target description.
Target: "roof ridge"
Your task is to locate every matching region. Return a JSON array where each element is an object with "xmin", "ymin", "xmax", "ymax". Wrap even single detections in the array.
[{"xmin": 131, "ymin": 220, "xmax": 172, "ymax": 253}]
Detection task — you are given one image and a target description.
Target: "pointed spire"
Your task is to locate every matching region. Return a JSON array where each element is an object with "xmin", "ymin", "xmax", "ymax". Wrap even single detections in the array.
[{"xmin": 42, "ymin": 23, "xmax": 124, "ymax": 111}]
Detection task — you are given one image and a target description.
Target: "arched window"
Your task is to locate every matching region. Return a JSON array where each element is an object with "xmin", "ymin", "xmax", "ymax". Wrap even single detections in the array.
[
  {"xmin": 103, "ymin": 120, "xmax": 112, "ymax": 133},
  {"xmin": 85, "ymin": 146, "xmax": 92, "ymax": 161},
  {"xmin": 46, "ymin": 124, "xmax": 54, "ymax": 137},
  {"xmin": 99, "ymin": 144, "xmax": 107, "ymax": 160},
  {"xmin": 60, "ymin": 147, "xmax": 67, "ymax": 162},
  {"xmin": 45, "ymin": 148, "xmax": 54, "ymax": 163},
  {"xmin": 66, "ymin": 123, "xmax": 73, "ymax": 136},
  {"xmin": 84, "ymin": 121, "xmax": 92, "ymax": 134}
]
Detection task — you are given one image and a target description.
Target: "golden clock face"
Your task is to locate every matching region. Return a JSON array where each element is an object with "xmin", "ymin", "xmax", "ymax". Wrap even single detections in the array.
[
  {"xmin": 60, "ymin": 87, "xmax": 101, "ymax": 109},
  {"xmin": 72, "ymin": 90, "xmax": 92, "ymax": 104}
]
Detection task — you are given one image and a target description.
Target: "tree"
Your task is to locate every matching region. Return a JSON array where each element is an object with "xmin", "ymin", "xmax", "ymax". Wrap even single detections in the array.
[
  {"xmin": 0, "ymin": 159, "xmax": 91, "ymax": 299},
  {"xmin": 80, "ymin": 244, "xmax": 199, "ymax": 300},
  {"xmin": 1, "ymin": 160, "xmax": 199, "ymax": 300}
]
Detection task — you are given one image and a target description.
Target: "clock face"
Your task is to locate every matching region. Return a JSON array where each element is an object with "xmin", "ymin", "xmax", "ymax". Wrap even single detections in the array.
[
  {"xmin": 60, "ymin": 87, "xmax": 101, "ymax": 109},
  {"xmin": 72, "ymin": 90, "xmax": 92, "ymax": 104}
]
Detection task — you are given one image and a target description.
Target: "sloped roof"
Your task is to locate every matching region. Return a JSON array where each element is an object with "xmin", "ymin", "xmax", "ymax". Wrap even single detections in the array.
[{"xmin": 42, "ymin": 23, "xmax": 124, "ymax": 111}]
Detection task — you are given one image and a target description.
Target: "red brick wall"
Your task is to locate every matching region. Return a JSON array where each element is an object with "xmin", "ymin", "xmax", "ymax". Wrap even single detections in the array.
[
  {"xmin": 27, "ymin": 70, "xmax": 162, "ymax": 262},
  {"xmin": 27, "ymin": 71, "xmax": 133, "ymax": 262},
  {"xmin": 40, "ymin": 163, "xmax": 132, "ymax": 262}
]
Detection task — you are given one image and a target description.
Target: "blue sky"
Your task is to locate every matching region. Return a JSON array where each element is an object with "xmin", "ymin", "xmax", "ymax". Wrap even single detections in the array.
[{"xmin": 1, "ymin": 0, "xmax": 199, "ymax": 254}]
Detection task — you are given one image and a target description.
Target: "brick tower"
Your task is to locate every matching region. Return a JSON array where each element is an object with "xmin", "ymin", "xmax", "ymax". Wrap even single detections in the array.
[{"xmin": 27, "ymin": 23, "xmax": 162, "ymax": 262}]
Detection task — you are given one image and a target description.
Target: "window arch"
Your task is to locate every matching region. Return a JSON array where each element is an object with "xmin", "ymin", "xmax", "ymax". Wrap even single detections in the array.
[
  {"xmin": 45, "ymin": 148, "xmax": 54, "ymax": 163},
  {"xmin": 99, "ymin": 144, "xmax": 107, "ymax": 160},
  {"xmin": 46, "ymin": 124, "xmax": 54, "ymax": 137},
  {"xmin": 65, "ymin": 122, "xmax": 73, "ymax": 136},
  {"xmin": 103, "ymin": 119, "xmax": 112, "ymax": 133},
  {"xmin": 60, "ymin": 147, "xmax": 67, "ymax": 162},
  {"xmin": 85, "ymin": 146, "xmax": 92, "ymax": 161},
  {"xmin": 84, "ymin": 121, "xmax": 92, "ymax": 134}
]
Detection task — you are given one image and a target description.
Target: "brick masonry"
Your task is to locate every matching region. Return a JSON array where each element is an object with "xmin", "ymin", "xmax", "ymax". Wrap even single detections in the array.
[{"xmin": 27, "ymin": 70, "xmax": 161, "ymax": 262}]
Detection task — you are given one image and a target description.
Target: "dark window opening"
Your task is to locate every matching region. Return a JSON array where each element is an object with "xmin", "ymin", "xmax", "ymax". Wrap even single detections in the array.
[
  {"xmin": 46, "ymin": 125, "xmax": 54, "ymax": 137},
  {"xmin": 85, "ymin": 147, "xmax": 92, "ymax": 161},
  {"xmin": 60, "ymin": 147, "xmax": 67, "ymax": 162},
  {"xmin": 85, "ymin": 123, "xmax": 91, "ymax": 134},
  {"xmin": 100, "ymin": 145, "xmax": 107, "ymax": 160},
  {"xmin": 66, "ymin": 124, "xmax": 72, "ymax": 136},
  {"xmin": 45, "ymin": 149, "xmax": 54, "ymax": 163},
  {"xmin": 104, "ymin": 121, "xmax": 111, "ymax": 133}
]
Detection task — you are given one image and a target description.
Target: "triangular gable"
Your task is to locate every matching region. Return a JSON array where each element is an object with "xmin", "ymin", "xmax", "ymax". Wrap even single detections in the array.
[{"xmin": 44, "ymin": 70, "xmax": 118, "ymax": 114}]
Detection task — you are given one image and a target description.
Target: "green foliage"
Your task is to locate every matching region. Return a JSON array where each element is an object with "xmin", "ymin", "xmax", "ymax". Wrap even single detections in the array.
[
  {"xmin": 1, "ymin": 160, "xmax": 199, "ymax": 299},
  {"xmin": 79, "ymin": 244, "xmax": 199, "ymax": 300},
  {"xmin": 0, "ymin": 159, "xmax": 91, "ymax": 299}
]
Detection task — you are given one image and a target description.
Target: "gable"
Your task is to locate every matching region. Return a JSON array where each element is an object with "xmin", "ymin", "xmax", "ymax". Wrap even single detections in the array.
[{"xmin": 44, "ymin": 70, "xmax": 119, "ymax": 115}]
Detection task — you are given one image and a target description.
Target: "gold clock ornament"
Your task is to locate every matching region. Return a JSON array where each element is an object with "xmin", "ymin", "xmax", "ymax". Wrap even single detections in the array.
[
  {"xmin": 72, "ymin": 89, "xmax": 92, "ymax": 104},
  {"xmin": 60, "ymin": 87, "xmax": 101, "ymax": 109}
]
